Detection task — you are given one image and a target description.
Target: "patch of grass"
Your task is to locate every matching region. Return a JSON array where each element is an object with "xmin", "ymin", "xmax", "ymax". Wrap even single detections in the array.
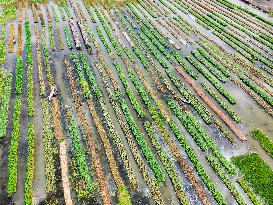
[{"xmin": 232, "ymin": 153, "xmax": 273, "ymax": 204}]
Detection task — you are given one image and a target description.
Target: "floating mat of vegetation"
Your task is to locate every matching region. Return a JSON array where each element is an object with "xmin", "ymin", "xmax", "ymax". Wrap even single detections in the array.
[{"xmin": 232, "ymin": 153, "xmax": 273, "ymax": 205}]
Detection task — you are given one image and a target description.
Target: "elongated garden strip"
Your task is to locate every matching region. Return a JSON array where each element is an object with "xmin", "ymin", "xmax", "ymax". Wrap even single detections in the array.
[
  {"xmin": 0, "ymin": 72, "xmax": 12, "ymax": 138},
  {"xmin": 0, "ymin": 68, "xmax": 5, "ymax": 99},
  {"xmin": 64, "ymin": 25, "xmax": 74, "ymax": 50},
  {"xmin": 7, "ymin": 98, "xmax": 21, "ymax": 195},
  {"xmin": 251, "ymin": 129, "xmax": 273, "ymax": 159},
  {"xmin": 236, "ymin": 178, "xmax": 261, "ymax": 205},
  {"xmin": 0, "ymin": 39, "xmax": 5, "ymax": 64},
  {"xmin": 24, "ymin": 123, "xmax": 35, "ymax": 205},
  {"xmin": 25, "ymin": 21, "xmax": 34, "ymax": 117},
  {"xmin": 17, "ymin": 3, "xmax": 23, "ymax": 56},
  {"xmin": 59, "ymin": 142, "xmax": 73, "ymax": 205},
  {"xmin": 41, "ymin": 100, "xmax": 58, "ymax": 194},
  {"xmin": 8, "ymin": 23, "xmax": 14, "ymax": 53},
  {"xmin": 48, "ymin": 23, "xmax": 56, "ymax": 51},
  {"xmin": 77, "ymin": 21, "xmax": 92, "ymax": 54},
  {"xmin": 68, "ymin": 18, "xmax": 81, "ymax": 49},
  {"xmin": 66, "ymin": 110, "xmax": 95, "ymax": 193}
]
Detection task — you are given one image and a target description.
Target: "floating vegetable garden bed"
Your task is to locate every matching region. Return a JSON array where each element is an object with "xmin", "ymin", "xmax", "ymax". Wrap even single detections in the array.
[{"xmin": 1, "ymin": 0, "xmax": 273, "ymax": 204}]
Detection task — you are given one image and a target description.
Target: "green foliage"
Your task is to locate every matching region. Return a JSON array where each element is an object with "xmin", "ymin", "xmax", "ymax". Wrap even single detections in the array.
[
  {"xmin": 192, "ymin": 50, "xmax": 226, "ymax": 83},
  {"xmin": 52, "ymin": 6, "xmax": 59, "ymax": 23},
  {"xmin": 7, "ymin": 97, "xmax": 21, "ymax": 196},
  {"xmin": 0, "ymin": 72, "xmax": 12, "ymax": 138},
  {"xmin": 172, "ymin": 50, "xmax": 199, "ymax": 79},
  {"xmin": 237, "ymin": 178, "xmax": 261, "ymax": 205},
  {"xmin": 70, "ymin": 54, "xmax": 92, "ymax": 99},
  {"xmin": 79, "ymin": 54, "xmax": 102, "ymax": 98},
  {"xmin": 48, "ymin": 24, "xmax": 56, "ymax": 51},
  {"xmin": 168, "ymin": 100, "xmax": 208, "ymax": 151},
  {"xmin": 42, "ymin": 100, "xmax": 58, "ymax": 194},
  {"xmin": 167, "ymin": 119, "xmax": 226, "ymax": 205},
  {"xmin": 0, "ymin": 0, "xmax": 17, "ymax": 5},
  {"xmin": 0, "ymin": 7, "xmax": 16, "ymax": 25},
  {"xmin": 114, "ymin": 61, "xmax": 146, "ymax": 118},
  {"xmin": 202, "ymin": 83, "xmax": 240, "ymax": 123},
  {"xmin": 95, "ymin": 9, "xmax": 122, "ymax": 56},
  {"xmin": 68, "ymin": 114, "xmax": 95, "ymax": 192},
  {"xmin": 119, "ymin": 98, "xmax": 166, "ymax": 186},
  {"xmin": 232, "ymin": 153, "xmax": 273, "ymax": 204},
  {"xmin": 186, "ymin": 55, "xmax": 236, "ymax": 104},
  {"xmin": 136, "ymin": 0, "xmax": 157, "ymax": 18},
  {"xmin": 239, "ymin": 76, "xmax": 273, "ymax": 106},
  {"xmin": 0, "ymin": 68, "xmax": 5, "ymax": 98},
  {"xmin": 64, "ymin": 26, "xmax": 73, "ymax": 50},
  {"xmin": 25, "ymin": 21, "xmax": 32, "ymax": 66},
  {"xmin": 96, "ymin": 26, "xmax": 112, "ymax": 54},
  {"xmin": 251, "ymin": 129, "xmax": 273, "ymax": 158},
  {"xmin": 0, "ymin": 40, "xmax": 6, "ymax": 64},
  {"xmin": 215, "ymin": 0, "xmax": 273, "ymax": 26},
  {"xmin": 196, "ymin": 47, "xmax": 230, "ymax": 77},
  {"xmin": 168, "ymin": 99, "xmax": 236, "ymax": 174},
  {"xmin": 165, "ymin": 68, "xmax": 211, "ymax": 124},
  {"xmin": 24, "ymin": 123, "xmax": 35, "ymax": 205},
  {"xmin": 206, "ymin": 154, "xmax": 246, "ymax": 205},
  {"xmin": 117, "ymin": 186, "xmax": 132, "ymax": 205}
]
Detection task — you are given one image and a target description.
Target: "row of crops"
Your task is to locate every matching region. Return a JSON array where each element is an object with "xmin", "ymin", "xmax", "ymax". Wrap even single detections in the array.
[{"xmin": 0, "ymin": 0, "xmax": 272, "ymax": 204}]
